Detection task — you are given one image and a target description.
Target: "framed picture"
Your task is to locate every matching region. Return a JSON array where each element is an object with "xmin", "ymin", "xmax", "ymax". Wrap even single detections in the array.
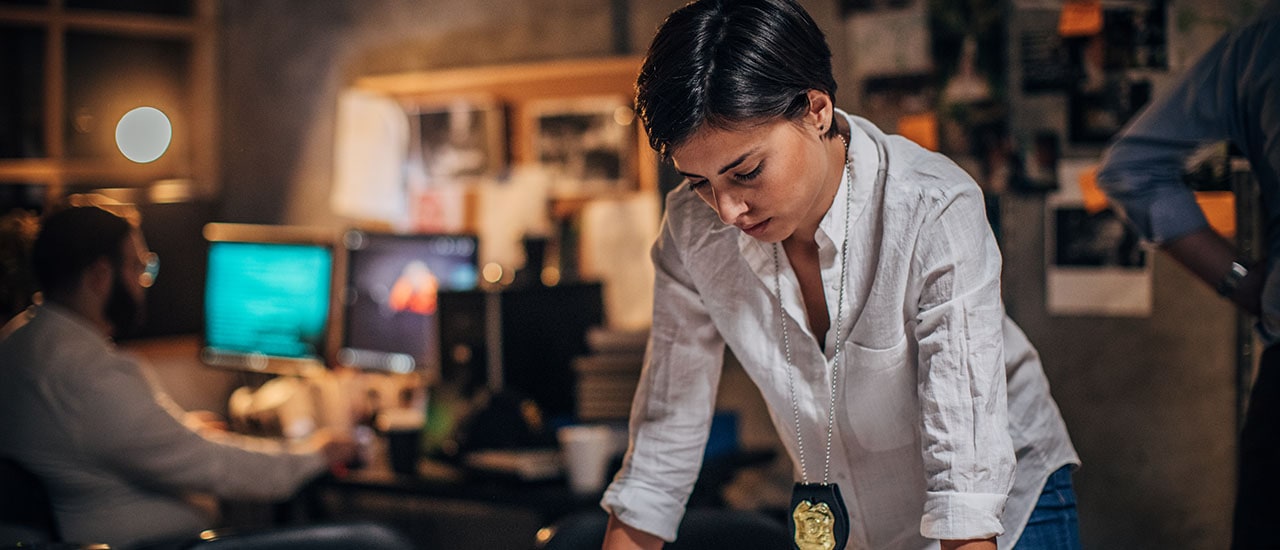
[
  {"xmin": 523, "ymin": 95, "xmax": 637, "ymax": 197},
  {"xmin": 406, "ymin": 97, "xmax": 506, "ymax": 185},
  {"xmin": 1044, "ymin": 159, "xmax": 1152, "ymax": 317},
  {"xmin": 1011, "ymin": 131, "xmax": 1061, "ymax": 193},
  {"xmin": 845, "ymin": 2, "xmax": 931, "ymax": 79}
]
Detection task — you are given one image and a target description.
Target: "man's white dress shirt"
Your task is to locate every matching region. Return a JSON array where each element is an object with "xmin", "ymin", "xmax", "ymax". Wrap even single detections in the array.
[{"xmin": 0, "ymin": 304, "xmax": 329, "ymax": 548}]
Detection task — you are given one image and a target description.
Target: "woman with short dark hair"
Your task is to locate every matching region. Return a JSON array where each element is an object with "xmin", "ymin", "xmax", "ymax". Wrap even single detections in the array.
[{"xmin": 600, "ymin": 1, "xmax": 1080, "ymax": 549}]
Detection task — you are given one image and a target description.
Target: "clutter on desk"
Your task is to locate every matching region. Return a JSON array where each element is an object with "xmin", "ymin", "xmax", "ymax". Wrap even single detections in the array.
[
  {"xmin": 557, "ymin": 424, "xmax": 618, "ymax": 494},
  {"xmin": 224, "ymin": 368, "xmax": 427, "ymax": 455},
  {"xmin": 463, "ymin": 448, "xmax": 563, "ymax": 482},
  {"xmin": 446, "ymin": 389, "xmax": 556, "ymax": 458}
]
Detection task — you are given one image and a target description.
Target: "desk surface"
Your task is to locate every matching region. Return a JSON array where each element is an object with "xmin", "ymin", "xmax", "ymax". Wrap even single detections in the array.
[
  {"xmin": 318, "ymin": 446, "xmax": 777, "ymax": 525},
  {"xmin": 320, "ymin": 458, "xmax": 601, "ymax": 524}
]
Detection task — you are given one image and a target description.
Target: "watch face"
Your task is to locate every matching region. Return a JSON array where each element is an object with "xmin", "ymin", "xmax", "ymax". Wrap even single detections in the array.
[{"xmin": 1217, "ymin": 261, "xmax": 1248, "ymax": 297}]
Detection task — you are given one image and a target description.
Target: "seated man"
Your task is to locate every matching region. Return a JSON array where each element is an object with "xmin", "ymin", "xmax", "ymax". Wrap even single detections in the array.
[{"xmin": 0, "ymin": 205, "xmax": 355, "ymax": 548}]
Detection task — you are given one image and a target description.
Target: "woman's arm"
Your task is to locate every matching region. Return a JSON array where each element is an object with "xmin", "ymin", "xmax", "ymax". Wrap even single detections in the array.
[
  {"xmin": 602, "ymin": 514, "xmax": 664, "ymax": 550},
  {"xmin": 911, "ymin": 182, "xmax": 1015, "ymax": 542},
  {"xmin": 942, "ymin": 538, "xmax": 996, "ymax": 550},
  {"xmin": 599, "ymin": 196, "xmax": 726, "ymax": 544}
]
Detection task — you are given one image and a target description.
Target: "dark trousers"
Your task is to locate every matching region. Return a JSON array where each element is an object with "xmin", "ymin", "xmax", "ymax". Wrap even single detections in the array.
[{"xmin": 1233, "ymin": 344, "xmax": 1280, "ymax": 549}]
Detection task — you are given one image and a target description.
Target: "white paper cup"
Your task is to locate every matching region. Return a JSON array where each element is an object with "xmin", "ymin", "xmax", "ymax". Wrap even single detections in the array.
[{"xmin": 557, "ymin": 424, "xmax": 615, "ymax": 494}]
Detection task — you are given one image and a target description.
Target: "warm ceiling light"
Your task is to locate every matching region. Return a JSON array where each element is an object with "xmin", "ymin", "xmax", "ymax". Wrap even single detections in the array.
[{"xmin": 116, "ymin": 106, "xmax": 172, "ymax": 163}]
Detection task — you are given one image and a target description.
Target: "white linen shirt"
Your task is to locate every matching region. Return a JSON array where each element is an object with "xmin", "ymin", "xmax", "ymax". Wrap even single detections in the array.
[{"xmin": 601, "ymin": 112, "xmax": 1078, "ymax": 549}]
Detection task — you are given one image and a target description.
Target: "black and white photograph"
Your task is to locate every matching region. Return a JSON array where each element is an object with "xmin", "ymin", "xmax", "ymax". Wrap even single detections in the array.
[
  {"xmin": 409, "ymin": 98, "xmax": 506, "ymax": 184},
  {"xmin": 526, "ymin": 95, "xmax": 637, "ymax": 196},
  {"xmin": 1044, "ymin": 159, "xmax": 1153, "ymax": 317},
  {"xmin": 1011, "ymin": 130, "xmax": 1061, "ymax": 192},
  {"xmin": 1053, "ymin": 206, "xmax": 1146, "ymax": 268}
]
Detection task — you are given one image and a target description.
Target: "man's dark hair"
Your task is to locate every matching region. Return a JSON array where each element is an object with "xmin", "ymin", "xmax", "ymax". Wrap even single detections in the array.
[
  {"xmin": 31, "ymin": 206, "xmax": 132, "ymax": 295},
  {"xmin": 635, "ymin": 0, "xmax": 838, "ymax": 159}
]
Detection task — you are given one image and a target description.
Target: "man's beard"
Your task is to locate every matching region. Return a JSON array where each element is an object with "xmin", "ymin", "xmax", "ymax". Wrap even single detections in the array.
[{"xmin": 104, "ymin": 271, "xmax": 143, "ymax": 338}]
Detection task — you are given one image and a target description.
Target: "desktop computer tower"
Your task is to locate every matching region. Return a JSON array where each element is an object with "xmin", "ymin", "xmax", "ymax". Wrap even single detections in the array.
[
  {"xmin": 437, "ymin": 282, "xmax": 604, "ymax": 421},
  {"xmin": 135, "ymin": 199, "xmax": 213, "ymax": 338}
]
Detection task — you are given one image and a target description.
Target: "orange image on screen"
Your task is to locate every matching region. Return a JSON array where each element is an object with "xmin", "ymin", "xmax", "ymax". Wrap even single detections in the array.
[{"xmin": 387, "ymin": 261, "xmax": 440, "ymax": 315}]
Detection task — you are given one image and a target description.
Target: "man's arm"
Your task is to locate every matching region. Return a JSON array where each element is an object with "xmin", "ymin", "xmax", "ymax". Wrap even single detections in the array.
[{"xmin": 1160, "ymin": 227, "xmax": 1263, "ymax": 316}]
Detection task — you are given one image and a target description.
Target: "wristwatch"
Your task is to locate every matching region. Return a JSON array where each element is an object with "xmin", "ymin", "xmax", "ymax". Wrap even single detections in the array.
[{"xmin": 1216, "ymin": 261, "xmax": 1249, "ymax": 298}]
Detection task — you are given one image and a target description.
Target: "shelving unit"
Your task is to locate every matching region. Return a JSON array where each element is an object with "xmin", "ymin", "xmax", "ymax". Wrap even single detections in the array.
[
  {"xmin": 0, "ymin": 0, "xmax": 219, "ymax": 204},
  {"xmin": 353, "ymin": 55, "xmax": 657, "ymax": 194}
]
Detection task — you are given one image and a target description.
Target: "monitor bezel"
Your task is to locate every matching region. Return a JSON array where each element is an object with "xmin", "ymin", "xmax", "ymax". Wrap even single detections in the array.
[
  {"xmin": 335, "ymin": 229, "xmax": 481, "ymax": 375},
  {"xmin": 200, "ymin": 223, "xmax": 346, "ymax": 376}
]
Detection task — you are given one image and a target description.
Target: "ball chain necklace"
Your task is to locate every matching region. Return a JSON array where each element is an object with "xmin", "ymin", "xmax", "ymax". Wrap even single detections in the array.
[{"xmin": 775, "ymin": 130, "xmax": 853, "ymax": 550}]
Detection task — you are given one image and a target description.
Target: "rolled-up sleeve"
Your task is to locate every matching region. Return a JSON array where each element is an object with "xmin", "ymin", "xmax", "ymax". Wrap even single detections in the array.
[
  {"xmin": 1096, "ymin": 25, "xmax": 1243, "ymax": 244},
  {"xmin": 911, "ymin": 183, "xmax": 1015, "ymax": 540},
  {"xmin": 600, "ymin": 205, "xmax": 725, "ymax": 542}
]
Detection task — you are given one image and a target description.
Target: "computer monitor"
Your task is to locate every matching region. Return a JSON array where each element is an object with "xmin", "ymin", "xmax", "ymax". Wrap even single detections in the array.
[
  {"xmin": 338, "ymin": 230, "xmax": 479, "ymax": 374},
  {"xmin": 200, "ymin": 223, "xmax": 340, "ymax": 374}
]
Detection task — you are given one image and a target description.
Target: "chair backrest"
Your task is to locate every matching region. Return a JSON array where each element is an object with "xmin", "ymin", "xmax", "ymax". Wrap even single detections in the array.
[
  {"xmin": 188, "ymin": 521, "xmax": 414, "ymax": 550},
  {"xmin": 0, "ymin": 456, "xmax": 60, "ymax": 543}
]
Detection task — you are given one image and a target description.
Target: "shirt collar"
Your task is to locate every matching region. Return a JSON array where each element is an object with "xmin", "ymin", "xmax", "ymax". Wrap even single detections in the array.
[
  {"xmin": 815, "ymin": 109, "xmax": 878, "ymax": 249},
  {"xmin": 36, "ymin": 302, "xmax": 114, "ymax": 346}
]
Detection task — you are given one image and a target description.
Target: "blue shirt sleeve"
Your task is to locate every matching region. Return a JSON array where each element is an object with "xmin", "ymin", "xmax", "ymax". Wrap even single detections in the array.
[{"xmin": 1096, "ymin": 19, "xmax": 1242, "ymax": 244}]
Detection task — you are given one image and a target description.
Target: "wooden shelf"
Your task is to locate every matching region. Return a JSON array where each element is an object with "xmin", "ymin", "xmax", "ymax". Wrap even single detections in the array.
[
  {"xmin": 0, "ymin": 6, "xmax": 206, "ymax": 38},
  {"xmin": 0, "ymin": 0, "xmax": 219, "ymax": 206},
  {"xmin": 355, "ymin": 56, "xmax": 644, "ymax": 102},
  {"xmin": 0, "ymin": 157, "xmax": 190, "ymax": 186},
  {"xmin": 355, "ymin": 56, "xmax": 658, "ymax": 193}
]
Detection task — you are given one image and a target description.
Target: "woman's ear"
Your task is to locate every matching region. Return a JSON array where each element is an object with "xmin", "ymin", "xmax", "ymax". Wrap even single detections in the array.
[{"xmin": 805, "ymin": 89, "xmax": 833, "ymax": 133}]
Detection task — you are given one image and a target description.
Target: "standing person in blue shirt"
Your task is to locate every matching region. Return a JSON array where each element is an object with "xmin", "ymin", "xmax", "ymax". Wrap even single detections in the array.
[
  {"xmin": 1096, "ymin": 3, "xmax": 1280, "ymax": 548},
  {"xmin": 600, "ymin": 1, "xmax": 1080, "ymax": 548}
]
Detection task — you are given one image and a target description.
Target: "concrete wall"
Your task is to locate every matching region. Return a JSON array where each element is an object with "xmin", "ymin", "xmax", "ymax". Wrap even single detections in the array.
[
  {"xmin": 1002, "ymin": 193, "xmax": 1238, "ymax": 548},
  {"xmin": 211, "ymin": 1, "xmax": 1247, "ymax": 548}
]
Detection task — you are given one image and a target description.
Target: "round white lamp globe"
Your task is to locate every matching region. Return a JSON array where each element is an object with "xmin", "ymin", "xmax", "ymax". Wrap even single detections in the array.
[{"xmin": 115, "ymin": 106, "xmax": 172, "ymax": 163}]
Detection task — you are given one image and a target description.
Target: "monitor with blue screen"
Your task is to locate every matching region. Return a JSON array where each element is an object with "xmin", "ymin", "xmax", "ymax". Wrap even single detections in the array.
[
  {"xmin": 201, "ymin": 224, "xmax": 338, "ymax": 373},
  {"xmin": 338, "ymin": 231, "xmax": 479, "ymax": 374}
]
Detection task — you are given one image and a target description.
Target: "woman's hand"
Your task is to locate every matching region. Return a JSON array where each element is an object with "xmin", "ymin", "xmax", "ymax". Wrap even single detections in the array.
[
  {"xmin": 182, "ymin": 410, "xmax": 227, "ymax": 436},
  {"xmin": 941, "ymin": 538, "xmax": 996, "ymax": 550},
  {"xmin": 601, "ymin": 514, "xmax": 663, "ymax": 550}
]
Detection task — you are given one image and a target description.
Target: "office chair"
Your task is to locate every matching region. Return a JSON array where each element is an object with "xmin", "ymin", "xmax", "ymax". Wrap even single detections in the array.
[
  {"xmin": 537, "ymin": 508, "xmax": 789, "ymax": 550},
  {"xmin": 0, "ymin": 456, "xmax": 61, "ymax": 544},
  {"xmin": 1, "ymin": 456, "xmax": 411, "ymax": 550}
]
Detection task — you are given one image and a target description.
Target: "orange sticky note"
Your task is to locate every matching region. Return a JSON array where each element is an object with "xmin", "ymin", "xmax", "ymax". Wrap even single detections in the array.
[
  {"xmin": 1196, "ymin": 191, "xmax": 1237, "ymax": 238},
  {"xmin": 897, "ymin": 112, "xmax": 939, "ymax": 152},
  {"xmin": 1059, "ymin": 0, "xmax": 1103, "ymax": 37},
  {"xmin": 1077, "ymin": 165, "xmax": 1108, "ymax": 213}
]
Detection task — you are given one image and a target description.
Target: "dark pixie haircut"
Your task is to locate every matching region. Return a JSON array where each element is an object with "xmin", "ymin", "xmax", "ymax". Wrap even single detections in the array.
[
  {"xmin": 32, "ymin": 206, "xmax": 132, "ymax": 295},
  {"xmin": 635, "ymin": 0, "xmax": 838, "ymax": 158}
]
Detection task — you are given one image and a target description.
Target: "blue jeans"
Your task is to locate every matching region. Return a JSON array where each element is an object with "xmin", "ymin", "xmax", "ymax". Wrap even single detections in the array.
[{"xmin": 1013, "ymin": 465, "xmax": 1082, "ymax": 550}]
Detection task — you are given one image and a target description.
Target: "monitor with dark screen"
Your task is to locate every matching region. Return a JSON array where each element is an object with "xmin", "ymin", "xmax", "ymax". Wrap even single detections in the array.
[
  {"xmin": 201, "ymin": 224, "xmax": 337, "ymax": 373},
  {"xmin": 338, "ymin": 230, "xmax": 479, "ymax": 374}
]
